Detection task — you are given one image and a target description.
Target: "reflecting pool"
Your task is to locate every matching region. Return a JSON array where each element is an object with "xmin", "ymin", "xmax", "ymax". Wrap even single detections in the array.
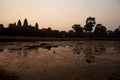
[{"xmin": 0, "ymin": 41, "xmax": 120, "ymax": 80}]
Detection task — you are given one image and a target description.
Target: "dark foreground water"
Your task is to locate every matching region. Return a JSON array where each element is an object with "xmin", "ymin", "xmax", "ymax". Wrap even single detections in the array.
[{"xmin": 0, "ymin": 41, "xmax": 120, "ymax": 80}]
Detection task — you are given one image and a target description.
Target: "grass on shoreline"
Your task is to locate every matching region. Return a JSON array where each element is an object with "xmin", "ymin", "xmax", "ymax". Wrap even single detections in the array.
[{"xmin": 0, "ymin": 36, "xmax": 120, "ymax": 42}]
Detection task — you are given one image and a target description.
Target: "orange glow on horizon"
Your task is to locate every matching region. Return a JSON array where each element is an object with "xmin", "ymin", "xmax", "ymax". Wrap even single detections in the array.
[{"xmin": 0, "ymin": 0, "xmax": 120, "ymax": 31}]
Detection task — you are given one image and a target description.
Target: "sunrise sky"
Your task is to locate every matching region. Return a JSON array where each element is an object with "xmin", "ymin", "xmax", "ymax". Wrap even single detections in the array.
[{"xmin": 0, "ymin": 0, "xmax": 120, "ymax": 31}]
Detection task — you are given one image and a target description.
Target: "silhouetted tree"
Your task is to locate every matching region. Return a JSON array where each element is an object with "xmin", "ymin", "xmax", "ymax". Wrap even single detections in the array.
[
  {"xmin": 69, "ymin": 30, "xmax": 74, "ymax": 33},
  {"xmin": 72, "ymin": 24, "xmax": 83, "ymax": 33},
  {"xmin": 84, "ymin": 17, "xmax": 96, "ymax": 33},
  {"xmin": 68, "ymin": 30, "xmax": 75, "ymax": 37},
  {"xmin": 72, "ymin": 24, "xmax": 83, "ymax": 37},
  {"xmin": 114, "ymin": 26, "xmax": 120, "ymax": 37},
  {"xmin": 107, "ymin": 30, "xmax": 113, "ymax": 38},
  {"xmin": 94, "ymin": 24, "xmax": 107, "ymax": 37},
  {"xmin": 59, "ymin": 31, "xmax": 67, "ymax": 37},
  {"xmin": 52, "ymin": 30, "xmax": 59, "ymax": 37},
  {"xmin": 23, "ymin": 18, "xmax": 28, "ymax": 27},
  {"xmin": 48, "ymin": 27, "xmax": 52, "ymax": 31},
  {"xmin": 17, "ymin": 20, "xmax": 22, "ymax": 27}
]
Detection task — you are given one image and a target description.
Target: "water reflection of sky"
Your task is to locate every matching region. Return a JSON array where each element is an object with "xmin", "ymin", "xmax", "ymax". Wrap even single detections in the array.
[{"xmin": 0, "ymin": 41, "xmax": 120, "ymax": 80}]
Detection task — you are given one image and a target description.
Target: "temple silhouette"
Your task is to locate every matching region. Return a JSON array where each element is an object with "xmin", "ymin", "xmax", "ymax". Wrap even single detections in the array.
[{"xmin": 0, "ymin": 17, "xmax": 120, "ymax": 38}]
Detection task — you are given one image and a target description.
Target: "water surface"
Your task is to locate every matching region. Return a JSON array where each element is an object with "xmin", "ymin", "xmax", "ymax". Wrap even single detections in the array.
[{"xmin": 0, "ymin": 41, "xmax": 120, "ymax": 80}]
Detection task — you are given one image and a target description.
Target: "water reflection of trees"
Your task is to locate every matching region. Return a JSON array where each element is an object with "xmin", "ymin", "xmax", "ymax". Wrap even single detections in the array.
[
  {"xmin": 0, "ymin": 44, "xmax": 5, "ymax": 53},
  {"xmin": 113, "ymin": 42, "xmax": 120, "ymax": 53},
  {"xmin": 94, "ymin": 42, "xmax": 106, "ymax": 55},
  {"xmin": 0, "ymin": 67, "xmax": 19, "ymax": 80},
  {"xmin": 84, "ymin": 42, "xmax": 106, "ymax": 64},
  {"xmin": 84, "ymin": 47, "xmax": 95, "ymax": 64},
  {"xmin": 0, "ymin": 48, "xmax": 4, "ymax": 52},
  {"xmin": 72, "ymin": 42, "xmax": 106, "ymax": 64},
  {"xmin": 72, "ymin": 45, "xmax": 83, "ymax": 55},
  {"xmin": 72, "ymin": 42, "xmax": 84, "ymax": 55}
]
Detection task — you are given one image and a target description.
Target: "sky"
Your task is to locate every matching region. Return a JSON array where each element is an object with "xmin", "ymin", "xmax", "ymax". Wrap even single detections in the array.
[{"xmin": 0, "ymin": 0, "xmax": 120, "ymax": 31}]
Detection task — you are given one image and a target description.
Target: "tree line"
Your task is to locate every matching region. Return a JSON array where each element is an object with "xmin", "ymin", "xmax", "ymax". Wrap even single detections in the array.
[{"xmin": 0, "ymin": 17, "xmax": 120, "ymax": 38}]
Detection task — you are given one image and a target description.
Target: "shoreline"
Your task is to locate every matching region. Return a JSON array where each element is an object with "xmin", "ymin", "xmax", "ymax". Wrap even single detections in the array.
[{"xmin": 0, "ymin": 36, "xmax": 120, "ymax": 42}]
